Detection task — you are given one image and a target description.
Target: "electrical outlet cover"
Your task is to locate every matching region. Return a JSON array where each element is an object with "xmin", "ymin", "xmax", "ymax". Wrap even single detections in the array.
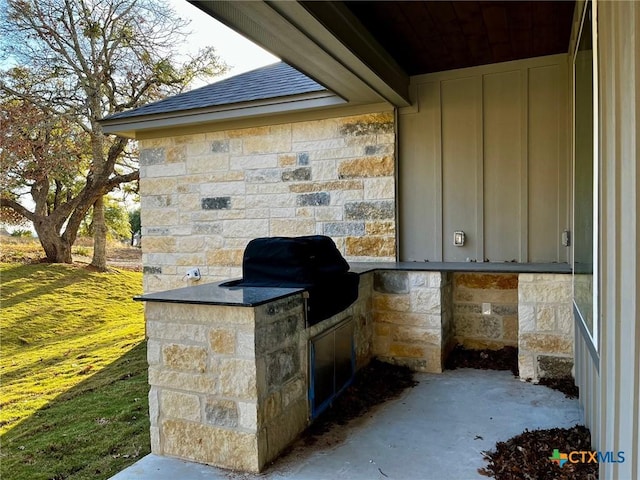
[{"xmin": 186, "ymin": 268, "xmax": 201, "ymax": 280}]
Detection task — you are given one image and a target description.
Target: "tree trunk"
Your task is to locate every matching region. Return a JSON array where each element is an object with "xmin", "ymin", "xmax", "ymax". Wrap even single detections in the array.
[
  {"xmin": 33, "ymin": 219, "xmax": 72, "ymax": 263},
  {"xmin": 90, "ymin": 196, "xmax": 108, "ymax": 271}
]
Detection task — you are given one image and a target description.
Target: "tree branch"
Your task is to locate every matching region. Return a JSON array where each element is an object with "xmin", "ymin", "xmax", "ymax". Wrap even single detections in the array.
[
  {"xmin": 0, "ymin": 197, "xmax": 36, "ymax": 222},
  {"xmin": 105, "ymin": 170, "xmax": 139, "ymax": 190}
]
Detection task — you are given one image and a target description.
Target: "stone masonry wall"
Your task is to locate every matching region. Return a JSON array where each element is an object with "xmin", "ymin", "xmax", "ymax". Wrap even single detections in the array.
[
  {"xmin": 252, "ymin": 291, "xmax": 374, "ymax": 466},
  {"xmin": 145, "ymin": 269, "xmax": 574, "ymax": 472},
  {"xmin": 518, "ymin": 274, "xmax": 573, "ymax": 381},
  {"xmin": 352, "ymin": 272, "xmax": 374, "ymax": 369},
  {"xmin": 452, "ymin": 273, "xmax": 519, "ymax": 350},
  {"xmin": 146, "ymin": 301, "xmax": 262, "ymax": 472},
  {"xmin": 138, "ymin": 111, "xmax": 396, "ymax": 293},
  {"xmin": 253, "ymin": 296, "xmax": 307, "ymax": 466},
  {"xmin": 372, "ymin": 271, "xmax": 451, "ymax": 373},
  {"xmin": 147, "ymin": 284, "xmax": 374, "ymax": 472}
]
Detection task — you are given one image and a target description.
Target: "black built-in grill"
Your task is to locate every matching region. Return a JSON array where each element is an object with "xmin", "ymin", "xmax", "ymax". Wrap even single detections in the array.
[{"xmin": 237, "ymin": 236, "xmax": 359, "ymax": 325}]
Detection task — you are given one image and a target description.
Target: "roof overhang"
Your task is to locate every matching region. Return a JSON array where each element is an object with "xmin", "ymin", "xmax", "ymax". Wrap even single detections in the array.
[
  {"xmin": 191, "ymin": 1, "xmax": 574, "ymax": 107},
  {"xmin": 101, "ymin": 90, "xmax": 345, "ymax": 138},
  {"xmin": 191, "ymin": 0, "xmax": 411, "ymax": 108},
  {"xmin": 103, "ymin": 1, "xmax": 575, "ymax": 138}
]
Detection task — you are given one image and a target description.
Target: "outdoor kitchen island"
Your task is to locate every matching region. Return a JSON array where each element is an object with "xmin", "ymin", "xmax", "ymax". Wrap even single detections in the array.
[{"xmin": 136, "ymin": 261, "xmax": 571, "ymax": 473}]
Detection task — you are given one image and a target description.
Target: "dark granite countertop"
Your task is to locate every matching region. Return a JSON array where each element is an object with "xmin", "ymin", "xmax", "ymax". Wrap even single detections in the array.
[
  {"xmin": 135, "ymin": 262, "xmax": 571, "ymax": 307},
  {"xmin": 349, "ymin": 261, "xmax": 572, "ymax": 275},
  {"xmin": 134, "ymin": 280, "xmax": 304, "ymax": 307}
]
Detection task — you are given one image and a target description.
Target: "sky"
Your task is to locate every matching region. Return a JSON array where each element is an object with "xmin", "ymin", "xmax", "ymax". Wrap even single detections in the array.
[
  {"xmin": 0, "ymin": 0, "xmax": 279, "ymax": 77},
  {"xmin": 166, "ymin": 0, "xmax": 279, "ymax": 82},
  {"xmin": 1, "ymin": 0, "xmax": 277, "ymax": 233}
]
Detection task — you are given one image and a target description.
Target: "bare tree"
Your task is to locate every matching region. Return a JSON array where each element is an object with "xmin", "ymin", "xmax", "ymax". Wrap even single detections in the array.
[{"xmin": 0, "ymin": 0, "xmax": 227, "ymax": 269}]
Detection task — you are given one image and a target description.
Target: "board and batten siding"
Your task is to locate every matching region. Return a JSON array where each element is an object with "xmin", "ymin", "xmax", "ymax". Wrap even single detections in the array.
[
  {"xmin": 591, "ymin": 1, "xmax": 640, "ymax": 478},
  {"xmin": 399, "ymin": 54, "xmax": 570, "ymax": 263}
]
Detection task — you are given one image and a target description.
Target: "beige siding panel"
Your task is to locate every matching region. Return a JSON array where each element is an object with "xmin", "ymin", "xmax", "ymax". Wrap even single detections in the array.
[
  {"xmin": 483, "ymin": 70, "xmax": 522, "ymax": 262},
  {"xmin": 575, "ymin": 325, "xmax": 599, "ymax": 448},
  {"xmin": 399, "ymin": 55, "xmax": 569, "ymax": 263},
  {"xmin": 527, "ymin": 65, "xmax": 562, "ymax": 262},
  {"xmin": 596, "ymin": 2, "xmax": 640, "ymax": 478},
  {"xmin": 399, "ymin": 82, "xmax": 442, "ymax": 261},
  {"xmin": 441, "ymin": 77, "xmax": 481, "ymax": 262}
]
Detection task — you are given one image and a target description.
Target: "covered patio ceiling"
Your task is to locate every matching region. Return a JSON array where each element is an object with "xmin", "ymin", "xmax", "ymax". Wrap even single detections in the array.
[
  {"xmin": 340, "ymin": 1, "xmax": 576, "ymax": 75},
  {"xmin": 192, "ymin": 1, "xmax": 576, "ymax": 107}
]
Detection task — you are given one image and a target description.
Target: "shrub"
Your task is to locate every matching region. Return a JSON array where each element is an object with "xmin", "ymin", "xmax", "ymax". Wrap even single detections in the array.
[{"xmin": 10, "ymin": 229, "xmax": 33, "ymax": 237}]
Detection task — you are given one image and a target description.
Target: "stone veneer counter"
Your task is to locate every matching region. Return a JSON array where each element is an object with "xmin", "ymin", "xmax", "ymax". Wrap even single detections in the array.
[
  {"xmin": 136, "ymin": 261, "xmax": 574, "ymax": 473},
  {"xmin": 138, "ymin": 271, "xmax": 374, "ymax": 472},
  {"xmin": 136, "ymin": 263, "xmax": 571, "ymax": 308}
]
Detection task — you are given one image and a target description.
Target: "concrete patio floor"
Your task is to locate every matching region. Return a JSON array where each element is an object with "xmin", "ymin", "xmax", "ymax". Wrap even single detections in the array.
[{"xmin": 111, "ymin": 369, "xmax": 583, "ymax": 480}]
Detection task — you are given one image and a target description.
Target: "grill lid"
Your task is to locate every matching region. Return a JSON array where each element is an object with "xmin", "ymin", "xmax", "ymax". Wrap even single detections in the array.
[{"xmin": 239, "ymin": 235, "xmax": 350, "ymax": 287}]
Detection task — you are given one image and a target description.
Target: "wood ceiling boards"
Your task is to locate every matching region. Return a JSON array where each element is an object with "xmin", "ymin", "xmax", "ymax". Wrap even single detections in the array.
[{"xmin": 342, "ymin": 1, "xmax": 576, "ymax": 75}]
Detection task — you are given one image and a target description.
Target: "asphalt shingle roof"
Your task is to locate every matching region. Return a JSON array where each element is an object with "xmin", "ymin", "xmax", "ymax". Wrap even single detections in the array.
[{"xmin": 105, "ymin": 62, "xmax": 327, "ymax": 121}]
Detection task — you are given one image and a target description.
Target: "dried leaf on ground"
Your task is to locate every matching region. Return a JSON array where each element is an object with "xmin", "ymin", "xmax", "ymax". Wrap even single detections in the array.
[{"xmin": 480, "ymin": 425, "xmax": 598, "ymax": 480}]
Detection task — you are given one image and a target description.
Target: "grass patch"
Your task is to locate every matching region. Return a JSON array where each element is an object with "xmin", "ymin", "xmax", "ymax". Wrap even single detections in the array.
[{"xmin": 1, "ymin": 263, "xmax": 149, "ymax": 479}]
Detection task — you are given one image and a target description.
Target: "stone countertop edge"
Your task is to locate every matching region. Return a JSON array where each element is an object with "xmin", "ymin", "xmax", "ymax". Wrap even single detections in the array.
[
  {"xmin": 348, "ymin": 261, "xmax": 572, "ymax": 275},
  {"xmin": 134, "ymin": 262, "xmax": 572, "ymax": 307},
  {"xmin": 133, "ymin": 280, "xmax": 305, "ymax": 307}
]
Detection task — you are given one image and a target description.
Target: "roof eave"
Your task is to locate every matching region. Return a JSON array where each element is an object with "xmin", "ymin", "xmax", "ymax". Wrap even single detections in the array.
[
  {"xmin": 191, "ymin": 0, "xmax": 410, "ymax": 107},
  {"xmin": 101, "ymin": 91, "xmax": 345, "ymax": 138}
]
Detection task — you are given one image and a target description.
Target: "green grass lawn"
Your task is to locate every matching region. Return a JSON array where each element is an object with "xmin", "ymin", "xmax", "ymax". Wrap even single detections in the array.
[{"xmin": 1, "ymin": 263, "xmax": 149, "ymax": 479}]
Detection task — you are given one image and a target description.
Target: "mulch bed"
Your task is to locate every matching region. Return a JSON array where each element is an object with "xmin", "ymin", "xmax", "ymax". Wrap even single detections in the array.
[
  {"xmin": 445, "ymin": 344, "xmax": 519, "ymax": 376},
  {"xmin": 444, "ymin": 345, "xmax": 580, "ymax": 398},
  {"xmin": 479, "ymin": 425, "xmax": 598, "ymax": 480},
  {"xmin": 538, "ymin": 377, "xmax": 579, "ymax": 399},
  {"xmin": 445, "ymin": 345, "xmax": 592, "ymax": 479},
  {"xmin": 261, "ymin": 360, "xmax": 418, "ymax": 476},
  {"xmin": 268, "ymin": 348, "xmax": 590, "ymax": 479},
  {"xmin": 303, "ymin": 359, "xmax": 418, "ymax": 443}
]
